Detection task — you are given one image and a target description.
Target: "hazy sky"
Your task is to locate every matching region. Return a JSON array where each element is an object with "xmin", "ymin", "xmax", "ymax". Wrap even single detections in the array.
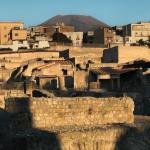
[{"xmin": 0, "ymin": 0, "xmax": 149, "ymax": 27}]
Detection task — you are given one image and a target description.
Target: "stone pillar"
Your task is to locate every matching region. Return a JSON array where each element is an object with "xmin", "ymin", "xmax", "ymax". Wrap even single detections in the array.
[
  {"xmin": 56, "ymin": 77, "xmax": 59, "ymax": 89},
  {"xmin": 59, "ymin": 76, "xmax": 66, "ymax": 91}
]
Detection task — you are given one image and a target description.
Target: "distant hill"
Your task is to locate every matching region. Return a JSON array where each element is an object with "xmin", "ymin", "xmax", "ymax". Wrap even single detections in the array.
[{"xmin": 41, "ymin": 15, "xmax": 109, "ymax": 32}]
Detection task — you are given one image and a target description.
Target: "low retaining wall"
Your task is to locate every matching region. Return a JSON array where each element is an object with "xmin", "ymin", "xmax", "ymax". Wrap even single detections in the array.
[{"xmin": 5, "ymin": 97, "xmax": 134, "ymax": 129}]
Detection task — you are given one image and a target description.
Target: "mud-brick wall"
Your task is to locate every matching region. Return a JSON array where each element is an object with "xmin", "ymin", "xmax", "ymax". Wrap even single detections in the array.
[{"xmin": 5, "ymin": 97, "xmax": 134, "ymax": 129}]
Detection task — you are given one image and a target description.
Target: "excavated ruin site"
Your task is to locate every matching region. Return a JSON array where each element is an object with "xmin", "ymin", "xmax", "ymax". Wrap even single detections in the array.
[{"xmin": 0, "ymin": 46, "xmax": 150, "ymax": 150}]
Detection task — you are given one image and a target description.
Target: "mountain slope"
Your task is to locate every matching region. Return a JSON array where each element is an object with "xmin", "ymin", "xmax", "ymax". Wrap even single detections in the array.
[{"xmin": 41, "ymin": 15, "xmax": 109, "ymax": 32}]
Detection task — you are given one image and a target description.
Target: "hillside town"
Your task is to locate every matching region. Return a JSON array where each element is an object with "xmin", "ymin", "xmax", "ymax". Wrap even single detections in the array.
[
  {"xmin": 1, "ymin": 19, "xmax": 150, "ymax": 51},
  {"xmin": 0, "ymin": 15, "xmax": 150, "ymax": 150}
]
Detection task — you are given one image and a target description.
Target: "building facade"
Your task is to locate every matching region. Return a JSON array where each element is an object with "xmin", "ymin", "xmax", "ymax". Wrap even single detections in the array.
[
  {"xmin": 63, "ymin": 32, "xmax": 83, "ymax": 46},
  {"xmin": 83, "ymin": 31, "xmax": 95, "ymax": 44},
  {"xmin": 43, "ymin": 22, "xmax": 75, "ymax": 40},
  {"xmin": 54, "ymin": 22, "xmax": 75, "ymax": 33},
  {"xmin": 27, "ymin": 26, "xmax": 50, "ymax": 49},
  {"xmin": 112, "ymin": 26, "xmax": 124, "ymax": 46},
  {"xmin": 0, "ymin": 22, "xmax": 28, "ymax": 51},
  {"xmin": 27, "ymin": 26, "xmax": 48, "ymax": 38},
  {"xmin": 94, "ymin": 27, "xmax": 115, "ymax": 47},
  {"xmin": 123, "ymin": 22, "xmax": 150, "ymax": 44}
]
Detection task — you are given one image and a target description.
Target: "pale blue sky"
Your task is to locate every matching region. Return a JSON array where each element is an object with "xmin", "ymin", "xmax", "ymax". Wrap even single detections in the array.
[{"xmin": 0, "ymin": 0, "xmax": 149, "ymax": 27}]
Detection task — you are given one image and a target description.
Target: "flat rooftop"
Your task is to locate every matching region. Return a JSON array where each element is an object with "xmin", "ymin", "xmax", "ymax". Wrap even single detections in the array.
[
  {"xmin": 0, "ymin": 49, "xmax": 69, "ymax": 55},
  {"xmin": 0, "ymin": 22, "xmax": 23, "ymax": 24}
]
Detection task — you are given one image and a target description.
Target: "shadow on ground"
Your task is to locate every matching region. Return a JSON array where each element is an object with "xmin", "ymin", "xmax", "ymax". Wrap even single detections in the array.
[
  {"xmin": 116, "ymin": 126, "xmax": 150, "ymax": 150},
  {"xmin": 0, "ymin": 99, "xmax": 61, "ymax": 150},
  {"xmin": 0, "ymin": 97, "xmax": 150, "ymax": 150}
]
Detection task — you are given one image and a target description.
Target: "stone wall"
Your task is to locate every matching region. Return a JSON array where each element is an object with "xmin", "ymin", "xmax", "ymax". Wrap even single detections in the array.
[
  {"xmin": 0, "ymin": 90, "xmax": 25, "ymax": 109},
  {"xmin": 0, "ymin": 92, "xmax": 5, "ymax": 109},
  {"xmin": 0, "ymin": 69, "xmax": 12, "ymax": 82},
  {"xmin": 103, "ymin": 46, "xmax": 150, "ymax": 63},
  {"xmin": 56, "ymin": 126, "xmax": 128, "ymax": 150},
  {"xmin": 0, "ymin": 50, "xmax": 68, "ymax": 63},
  {"xmin": 74, "ymin": 71, "xmax": 89, "ymax": 90},
  {"xmin": 10, "ymin": 124, "xmax": 150, "ymax": 150},
  {"xmin": 51, "ymin": 45, "xmax": 104, "ymax": 58},
  {"xmin": 75, "ymin": 56, "xmax": 101, "ymax": 65},
  {"xmin": 1, "ymin": 62, "xmax": 21, "ymax": 69},
  {"xmin": 89, "ymin": 63, "xmax": 118, "ymax": 69},
  {"xmin": 11, "ymin": 126, "xmax": 129, "ymax": 150},
  {"xmin": 5, "ymin": 97, "xmax": 134, "ymax": 130},
  {"xmin": 118, "ymin": 46, "xmax": 150, "ymax": 63}
]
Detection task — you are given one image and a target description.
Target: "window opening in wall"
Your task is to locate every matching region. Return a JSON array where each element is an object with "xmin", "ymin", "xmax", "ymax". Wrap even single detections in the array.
[
  {"xmin": 15, "ymin": 33, "xmax": 19, "ymax": 36},
  {"xmin": 62, "ymin": 69, "xmax": 68, "ymax": 75}
]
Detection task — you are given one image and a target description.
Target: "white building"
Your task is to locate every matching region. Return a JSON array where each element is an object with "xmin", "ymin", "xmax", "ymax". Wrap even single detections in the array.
[
  {"xmin": 123, "ymin": 22, "xmax": 150, "ymax": 44},
  {"xmin": 63, "ymin": 32, "xmax": 83, "ymax": 46}
]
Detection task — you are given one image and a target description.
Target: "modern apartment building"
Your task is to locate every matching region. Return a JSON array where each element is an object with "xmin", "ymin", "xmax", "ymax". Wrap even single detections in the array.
[
  {"xmin": 54, "ymin": 22, "xmax": 75, "ymax": 33},
  {"xmin": 27, "ymin": 26, "xmax": 48, "ymax": 38},
  {"xmin": 94, "ymin": 27, "xmax": 115, "ymax": 47},
  {"xmin": 63, "ymin": 32, "xmax": 83, "ymax": 46},
  {"xmin": 123, "ymin": 22, "xmax": 150, "ymax": 44},
  {"xmin": 27, "ymin": 26, "xmax": 50, "ymax": 49},
  {"xmin": 34, "ymin": 23, "xmax": 75, "ymax": 43},
  {"xmin": 0, "ymin": 22, "xmax": 28, "ymax": 51},
  {"xmin": 83, "ymin": 31, "xmax": 95, "ymax": 44}
]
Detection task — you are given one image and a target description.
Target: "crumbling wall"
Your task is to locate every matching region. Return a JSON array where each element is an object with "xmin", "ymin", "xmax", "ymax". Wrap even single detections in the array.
[
  {"xmin": 5, "ymin": 97, "xmax": 134, "ymax": 130},
  {"xmin": 75, "ymin": 56, "xmax": 101, "ymax": 65},
  {"xmin": 74, "ymin": 71, "xmax": 89, "ymax": 90},
  {"xmin": 11, "ymin": 126, "xmax": 129, "ymax": 150},
  {"xmin": 0, "ymin": 90, "xmax": 25, "ymax": 109},
  {"xmin": 8, "ymin": 124, "xmax": 150, "ymax": 150},
  {"xmin": 0, "ymin": 51, "xmax": 65, "ymax": 63},
  {"xmin": 53, "ymin": 45, "xmax": 104, "ymax": 57},
  {"xmin": 58, "ymin": 126, "xmax": 129, "ymax": 150},
  {"xmin": 0, "ymin": 92, "xmax": 5, "ymax": 109}
]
